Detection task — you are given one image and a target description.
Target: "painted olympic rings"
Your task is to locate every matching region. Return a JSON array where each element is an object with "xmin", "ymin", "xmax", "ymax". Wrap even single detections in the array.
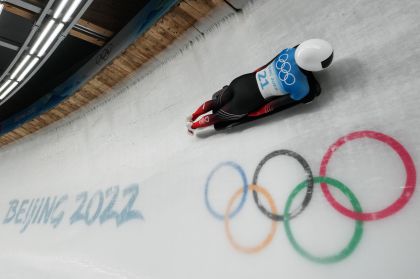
[
  {"xmin": 203, "ymin": 130, "xmax": 416, "ymax": 263},
  {"xmin": 252, "ymin": 150, "xmax": 313, "ymax": 221},
  {"xmin": 284, "ymin": 176, "xmax": 363, "ymax": 264},
  {"xmin": 320, "ymin": 130, "xmax": 417, "ymax": 221},
  {"xmin": 205, "ymin": 161, "xmax": 248, "ymax": 220},
  {"xmin": 225, "ymin": 184, "xmax": 278, "ymax": 253}
]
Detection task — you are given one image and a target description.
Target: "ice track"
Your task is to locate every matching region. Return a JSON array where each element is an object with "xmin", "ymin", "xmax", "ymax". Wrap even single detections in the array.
[{"xmin": 0, "ymin": 0, "xmax": 419, "ymax": 278}]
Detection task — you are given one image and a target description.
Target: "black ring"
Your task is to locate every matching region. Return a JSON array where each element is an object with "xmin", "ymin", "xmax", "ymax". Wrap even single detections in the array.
[{"xmin": 252, "ymin": 150, "xmax": 314, "ymax": 221}]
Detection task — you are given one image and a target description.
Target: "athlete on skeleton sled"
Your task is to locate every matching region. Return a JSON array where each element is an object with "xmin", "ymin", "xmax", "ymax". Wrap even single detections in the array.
[{"xmin": 186, "ymin": 39, "xmax": 334, "ymax": 135}]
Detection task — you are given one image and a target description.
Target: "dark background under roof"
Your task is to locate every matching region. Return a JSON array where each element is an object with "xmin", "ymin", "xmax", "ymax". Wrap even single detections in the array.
[{"xmin": 0, "ymin": 0, "xmax": 150, "ymax": 122}]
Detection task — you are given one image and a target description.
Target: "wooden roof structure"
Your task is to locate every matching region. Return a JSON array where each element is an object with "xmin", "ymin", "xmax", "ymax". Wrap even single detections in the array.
[
  {"xmin": 0, "ymin": 0, "xmax": 222, "ymax": 147},
  {"xmin": 2, "ymin": 0, "xmax": 150, "ymax": 46}
]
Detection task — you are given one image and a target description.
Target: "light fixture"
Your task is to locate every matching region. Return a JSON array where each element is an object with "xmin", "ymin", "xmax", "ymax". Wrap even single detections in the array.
[
  {"xmin": 62, "ymin": 0, "xmax": 82, "ymax": 22},
  {"xmin": 0, "ymin": 0, "xmax": 86, "ymax": 103},
  {"xmin": 38, "ymin": 23, "xmax": 64, "ymax": 57},
  {"xmin": 10, "ymin": 54, "xmax": 31, "ymax": 80},
  {"xmin": 53, "ymin": 0, "xmax": 69, "ymax": 19},
  {"xmin": 0, "ymin": 81, "xmax": 18, "ymax": 100},
  {"xmin": 0, "ymin": 80, "xmax": 12, "ymax": 93},
  {"xmin": 29, "ymin": 19, "xmax": 55, "ymax": 55},
  {"xmin": 17, "ymin": 57, "xmax": 39, "ymax": 82}
]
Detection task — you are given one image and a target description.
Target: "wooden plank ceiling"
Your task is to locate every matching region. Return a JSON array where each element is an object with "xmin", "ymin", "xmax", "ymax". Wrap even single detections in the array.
[{"xmin": 0, "ymin": 0, "xmax": 222, "ymax": 146}]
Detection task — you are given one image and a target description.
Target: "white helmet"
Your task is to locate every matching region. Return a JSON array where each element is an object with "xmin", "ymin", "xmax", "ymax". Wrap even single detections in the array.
[{"xmin": 295, "ymin": 39, "xmax": 333, "ymax": 71}]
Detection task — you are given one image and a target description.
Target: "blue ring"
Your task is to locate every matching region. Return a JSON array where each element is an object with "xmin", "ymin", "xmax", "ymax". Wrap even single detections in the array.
[{"xmin": 205, "ymin": 161, "xmax": 248, "ymax": 220}]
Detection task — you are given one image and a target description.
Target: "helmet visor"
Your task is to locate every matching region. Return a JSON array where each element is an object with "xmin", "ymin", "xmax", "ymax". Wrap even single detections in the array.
[{"xmin": 321, "ymin": 52, "xmax": 334, "ymax": 69}]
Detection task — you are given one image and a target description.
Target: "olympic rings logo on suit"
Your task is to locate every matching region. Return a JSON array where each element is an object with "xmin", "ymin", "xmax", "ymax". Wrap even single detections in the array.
[
  {"xmin": 204, "ymin": 130, "xmax": 416, "ymax": 264},
  {"xmin": 275, "ymin": 53, "xmax": 296, "ymax": 86}
]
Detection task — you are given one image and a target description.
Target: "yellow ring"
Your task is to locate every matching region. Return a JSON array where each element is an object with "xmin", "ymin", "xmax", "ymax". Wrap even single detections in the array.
[{"xmin": 224, "ymin": 184, "xmax": 278, "ymax": 253}]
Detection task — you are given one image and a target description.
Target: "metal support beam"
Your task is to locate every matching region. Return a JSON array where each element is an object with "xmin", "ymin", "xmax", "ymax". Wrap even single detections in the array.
[
  {"xmin": 0, "ymin": 0, "xmax": 96, "ymax": 105},
  {"xmin": 2, "ymin": 2, "xmax": 37, "ymax": 21},
  {"xmin": 4, "ymin": 0, "xmax": 42, "ymax": 13},
  {"xmin": 0, "ymin": 36, "xmax": 20, "ymax": 51},
  {"xmin": 3, "ymin": 0, "xmax": 113, "ymax": 46},
  {"xmin": 0, "ymin": 0, "xmax": 55, "ymax": 83},
  {"xmin": 73, "ymin": 23, "xmax": 109, "ymax": 41},
  {"xmin": 0, "ymin": 0, "xmax": 181, "ymax": 133}
]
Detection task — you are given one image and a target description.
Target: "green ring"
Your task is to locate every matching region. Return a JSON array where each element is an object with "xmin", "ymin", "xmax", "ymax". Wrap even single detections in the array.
[{"xmin": 283, "ymin": 176, "xmax": 364, "ymax": 264}]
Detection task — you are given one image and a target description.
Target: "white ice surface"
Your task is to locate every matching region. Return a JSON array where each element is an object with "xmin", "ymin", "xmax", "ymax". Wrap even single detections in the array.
[{"xmin": 0, "ymin": 0, "xmax": 420, "ymax": 278}]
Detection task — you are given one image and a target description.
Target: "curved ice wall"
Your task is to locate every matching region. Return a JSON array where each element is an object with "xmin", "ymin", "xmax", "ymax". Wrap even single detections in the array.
[{"xmin": 0, "ymin": 0, "xmax": 419, "ymax": 278}]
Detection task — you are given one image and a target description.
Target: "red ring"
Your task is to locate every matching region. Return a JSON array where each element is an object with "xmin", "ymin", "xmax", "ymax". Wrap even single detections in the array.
[{"xmin": 320, "ymin": 130, "xmax": 416, "ymax": 221}]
